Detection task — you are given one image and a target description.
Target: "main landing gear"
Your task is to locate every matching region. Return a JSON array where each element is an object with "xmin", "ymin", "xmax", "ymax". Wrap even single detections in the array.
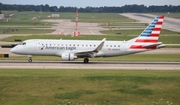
[{"xmin": 84, "ymin": 58, "xmax": 89, "ymax": 63}]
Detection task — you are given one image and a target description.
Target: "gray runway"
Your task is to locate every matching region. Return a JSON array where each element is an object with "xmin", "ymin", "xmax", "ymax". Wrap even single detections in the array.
[{"xmin": 0, "ymin": 60, "xmax": 179, "ymax": 70}]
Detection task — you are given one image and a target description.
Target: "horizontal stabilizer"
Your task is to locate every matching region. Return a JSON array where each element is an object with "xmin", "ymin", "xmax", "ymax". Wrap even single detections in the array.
[
  {"xmin": 142, "ymin": 42, "xmax": 162, "ymax": 48},
  {"xmin": 157, "ymin": 44, "xmax": 166, "ymax": 49}
]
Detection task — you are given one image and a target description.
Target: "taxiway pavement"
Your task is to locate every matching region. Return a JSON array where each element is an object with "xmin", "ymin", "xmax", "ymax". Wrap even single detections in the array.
[{"xmin": 42, "ymin": 19, "xmax": 105, "ymax": 35}]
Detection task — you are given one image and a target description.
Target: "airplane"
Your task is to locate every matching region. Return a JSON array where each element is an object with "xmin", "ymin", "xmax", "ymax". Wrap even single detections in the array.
[{"xmin": 10, "ymin": 16, "xmax": 165, "ymax": 63}]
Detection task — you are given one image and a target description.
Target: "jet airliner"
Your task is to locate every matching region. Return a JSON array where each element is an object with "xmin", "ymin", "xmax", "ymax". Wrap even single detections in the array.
[{"xmin": 10, "ymin": 16, "xmax": 165, "ymax": 63}]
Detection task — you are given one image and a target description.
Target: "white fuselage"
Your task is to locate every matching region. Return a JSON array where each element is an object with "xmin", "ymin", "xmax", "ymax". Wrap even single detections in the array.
[{"xmin": 11, "ymin": 39, "xmax": 136, "ymax": 58}]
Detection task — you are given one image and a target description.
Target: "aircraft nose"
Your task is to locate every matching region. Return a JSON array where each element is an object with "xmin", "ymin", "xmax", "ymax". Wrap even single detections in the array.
[{"xmin": 10, "ymin": 47, "xmax": 16, "ymax": 53}]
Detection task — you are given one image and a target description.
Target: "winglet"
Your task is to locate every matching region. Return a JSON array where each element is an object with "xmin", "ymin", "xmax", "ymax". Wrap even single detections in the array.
[{"xmin": 94, "ymin": 38, "xmax": 106, "ymax": 52}]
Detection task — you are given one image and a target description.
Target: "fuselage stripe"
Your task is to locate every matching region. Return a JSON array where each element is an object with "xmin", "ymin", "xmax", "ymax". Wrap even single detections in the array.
[{"xmin": 135, "ymin": 39, "xmax": 158, "ymax": 43}]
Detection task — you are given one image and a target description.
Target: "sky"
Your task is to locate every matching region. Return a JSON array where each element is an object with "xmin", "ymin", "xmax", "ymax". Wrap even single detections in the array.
[{"xmin": 0, "ymin": 0, "xmax": 180, "ymax": 8}]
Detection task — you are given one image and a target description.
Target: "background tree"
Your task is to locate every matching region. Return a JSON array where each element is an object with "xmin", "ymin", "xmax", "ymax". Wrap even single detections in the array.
[
  {"xmin": 0, "ymin": 3, "xmax": 179, "ymax": 13},
  {"xmin": 44, "ymin": 4, "xmax": 50, "ymax": 12},
  {"xmin": 0, "ymin": 2, "xmax": 2, "ymax": 14}
]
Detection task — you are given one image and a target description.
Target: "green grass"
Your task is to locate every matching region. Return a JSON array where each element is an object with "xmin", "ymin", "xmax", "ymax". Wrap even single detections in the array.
[
  {"xmin": 11, "ymin": 12, "xmax": 74, "ymax": 20},
  {"xmin": 0, "ymin": 69, "xmax": 180, "ymax": 105},
  {"xmin": 159, "ymin": 35, "xmax": 180, "ymax": 44},
  {"xmin": 0, "ymin": 34, "xmax": 126, "ymax": 42},
  {"xmin": 101, "ymin": 22, "xmax": 147, "ymax": 28},
  {"xmin": 1, "ymin": 54, "xmax": 180, "ymax": 62},
  {"xmin": 8, "ymin": 12, "xmax": 133, "ymax": 21},
  {"xmin": 0, "ymin": 12, "xmax": 55, "ymax": 35},
  {"xmin": 2, "ymin": 10, "xmax": 19, "ymax": 14},
  {"xmin": 72, "ymin": 13, "xmax": 135, "ymax": 23},
  {"xmin": 0, "ymin": 20, "xmax": 54, "ymax": 26},
  {"xmin": 165, "ymin": 46, "xmax": 180, "ymax": 48},
  {"xmin": 100, "ymin": 29, "xmax": 179, "ymax": 35},
  {"xmin": 0, "ymin": 29, "xmax": 54, "ymax": 34},
  {"xmin": 9, "ymin": 12, "xmax": 135, "ymax": 23}
]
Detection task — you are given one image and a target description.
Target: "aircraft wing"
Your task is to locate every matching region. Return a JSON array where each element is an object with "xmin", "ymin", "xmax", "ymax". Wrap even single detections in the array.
[{"xmin": 74, "ymin": 38, "xmax": 106, "ymax": 57}]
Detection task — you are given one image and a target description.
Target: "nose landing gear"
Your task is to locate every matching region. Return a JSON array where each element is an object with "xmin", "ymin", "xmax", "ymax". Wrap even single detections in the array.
[
  {"xmin": 28, "ymin": 57, "xmax": 32, "ymax": 63},
  {"xmin": 28, "ymin": 55, "xmax": 32, "ymax": 63}
]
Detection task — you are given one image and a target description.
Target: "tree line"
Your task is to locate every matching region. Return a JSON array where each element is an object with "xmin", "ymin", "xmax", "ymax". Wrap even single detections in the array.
[{"xmin": 0, "ymin": 2, "xmax": 180, "ymax": 13}]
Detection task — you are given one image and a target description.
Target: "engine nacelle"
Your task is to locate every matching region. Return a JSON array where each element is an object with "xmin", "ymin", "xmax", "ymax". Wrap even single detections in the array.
[{"xmin": 61, "ymin": 53, "xmax": 77, "ymax": 61}]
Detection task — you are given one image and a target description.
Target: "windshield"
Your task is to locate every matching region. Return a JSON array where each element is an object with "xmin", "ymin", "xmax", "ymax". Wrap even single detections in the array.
[{"xmin": 18, "ymin": 42, "xmax": 26, "ymax": 45}]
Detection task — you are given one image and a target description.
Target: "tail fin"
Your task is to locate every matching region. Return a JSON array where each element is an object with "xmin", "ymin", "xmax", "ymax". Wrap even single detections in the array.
[{"xmin": 129, "ymin": 16, "xmax": 164, "ymax": 49}]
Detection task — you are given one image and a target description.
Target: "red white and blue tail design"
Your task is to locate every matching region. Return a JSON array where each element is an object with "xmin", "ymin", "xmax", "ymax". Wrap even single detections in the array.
[{"xmin": 129, "ymin": 16, "xmax": 164, "ymax": 51}]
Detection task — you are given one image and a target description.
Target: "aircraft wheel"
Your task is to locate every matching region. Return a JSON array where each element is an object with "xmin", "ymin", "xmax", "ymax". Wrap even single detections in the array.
[
  {"xmin": 84, "ymin": 58, "xmax": 89, "ymax": 63},
  {"xmin": 28, "ymin": 58, "xmax": 32, "ymax": 63}
]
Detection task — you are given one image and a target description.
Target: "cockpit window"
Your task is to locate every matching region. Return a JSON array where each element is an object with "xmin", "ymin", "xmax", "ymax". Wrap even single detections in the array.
[
  {"xmin": 22, "ymin": 42, "xmax": 26, "ymax": 45},
  {"xmin": 18, "ymin": 42, "xmax": 26, "ymax": 45}
]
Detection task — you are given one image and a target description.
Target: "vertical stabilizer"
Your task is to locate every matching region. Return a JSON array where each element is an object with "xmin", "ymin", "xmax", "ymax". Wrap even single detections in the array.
[{"xmin": 129, "ymin": 16, "xmax": 164, "ymax": 50}]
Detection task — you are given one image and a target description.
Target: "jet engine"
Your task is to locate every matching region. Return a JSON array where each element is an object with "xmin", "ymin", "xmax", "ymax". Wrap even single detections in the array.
[{"xmin": 61, "ymin": 53, "xmax": 77, "ymax": 61}]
